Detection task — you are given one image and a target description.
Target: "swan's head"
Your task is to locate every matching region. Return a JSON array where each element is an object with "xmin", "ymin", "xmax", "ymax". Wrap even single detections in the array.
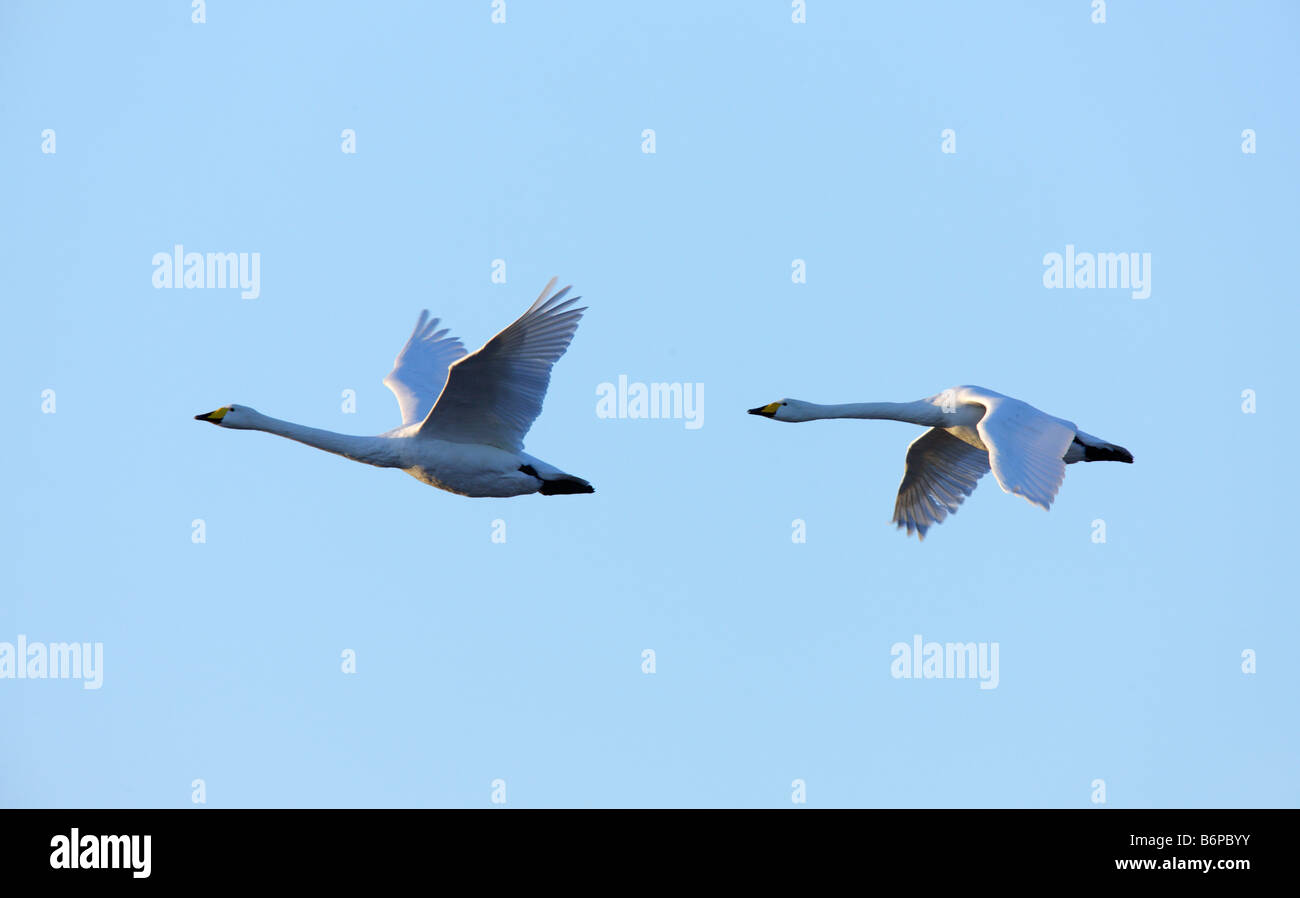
[
  {"xmin": 194, "ymin": 404, "xmax": 258, "ymax": 429},
  {"xmin": 747, "ymin": 398, "xmax": 815, "ymax": 422}
]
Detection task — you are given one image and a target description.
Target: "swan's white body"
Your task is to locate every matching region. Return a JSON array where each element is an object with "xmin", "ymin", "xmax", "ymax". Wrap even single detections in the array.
[
  {"xmin": 196, "ymin": 278, "xmax": 594, "ymax": 498},
  {"xmin": 748, "ymin": 385, "xmax": 1132, "ymax": 539}
]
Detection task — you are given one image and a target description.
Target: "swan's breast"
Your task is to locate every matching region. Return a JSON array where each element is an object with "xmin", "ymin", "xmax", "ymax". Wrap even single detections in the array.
[{"xmin": 944, "ymin": 425, "xmax": 988, "ymax": 452}]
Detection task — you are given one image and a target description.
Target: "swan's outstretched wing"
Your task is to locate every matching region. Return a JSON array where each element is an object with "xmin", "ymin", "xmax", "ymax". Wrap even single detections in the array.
[
  {"xmin": 893, "ymin": 428, "xmax": 991, "ymax": 540},
  {"xmin": 417, "ymin": 278, "xmax": 585, "ymax": 450},
  {"xmin": 383, "ymin": 311, "xmax": 469, "ymax": 427},
  {"xmin": 973, "ymin": 392, "xmax": 1077, "ymax": 511}
]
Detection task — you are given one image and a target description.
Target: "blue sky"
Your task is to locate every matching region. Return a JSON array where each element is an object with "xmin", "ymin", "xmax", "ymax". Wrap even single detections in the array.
[{"xmin": 1, "ymin": 1, "xmax": 1296, "ymax": 808}]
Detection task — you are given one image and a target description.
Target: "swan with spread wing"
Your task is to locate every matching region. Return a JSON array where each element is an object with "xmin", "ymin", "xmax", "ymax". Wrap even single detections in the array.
[{"xmin": 748, "ymin": 386, "xmax": 1131, "ymax": 539}]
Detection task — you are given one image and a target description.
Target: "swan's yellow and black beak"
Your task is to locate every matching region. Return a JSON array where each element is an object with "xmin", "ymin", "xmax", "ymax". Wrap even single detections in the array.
[
  {"xmin": 194, "ymin": 406, "xmax": 229, "ymax": 424},
  {"xmin": 747, "ymin": 402, "xmax": 780, "ymax": 418}
]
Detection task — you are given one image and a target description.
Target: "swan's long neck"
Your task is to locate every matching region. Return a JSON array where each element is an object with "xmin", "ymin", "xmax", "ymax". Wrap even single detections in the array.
[
  {"xmin": 800, "ymin": 401, "xmax": 952, "ymax": 427},
  {"xmin": 239, "ymin": 411, "xmax": 402, "ymax": 467}
]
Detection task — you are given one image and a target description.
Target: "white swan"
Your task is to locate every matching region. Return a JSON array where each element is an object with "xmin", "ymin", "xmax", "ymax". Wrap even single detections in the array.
[
  {"xmin": 195, "ymin": 278, "xmax": 594, "ymax": 497},
  {"xmin": 748, "ymin": 385, "xmax": 1132, "ymax": 539}
]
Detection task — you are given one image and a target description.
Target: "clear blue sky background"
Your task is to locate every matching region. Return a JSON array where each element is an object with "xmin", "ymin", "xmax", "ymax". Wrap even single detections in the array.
[{"xmin": 2, "ymin": 1, "xmax": 1296, "ymax": 808}]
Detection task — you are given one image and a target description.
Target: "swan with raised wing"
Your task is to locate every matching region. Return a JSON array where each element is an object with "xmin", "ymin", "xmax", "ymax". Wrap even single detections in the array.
[{"xmin": 195, "ymin": 278, "xmax": 594, "ymax": 497}]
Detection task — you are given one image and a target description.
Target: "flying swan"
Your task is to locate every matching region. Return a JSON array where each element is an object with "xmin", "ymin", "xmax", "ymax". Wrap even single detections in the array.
[
  {"xmin": 747, "ymin": 385, "xmax": 1131, "ymax": 539},
  {"xmin": 195, "ymin": 278, "xmax": 594, "ymax": 497}
]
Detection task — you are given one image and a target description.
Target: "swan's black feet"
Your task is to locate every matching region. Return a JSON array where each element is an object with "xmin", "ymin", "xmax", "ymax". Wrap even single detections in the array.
[
  {"xmin": 1077, "ymin": 441, "xmax": 1134, "ymax": 463},
  {"xmin": 519, "ymin": 464, "xmax": 595, "ymax": 494},
  {"xmin": 537, "ymin": 478, "xmax": 595, "ymax": 495}
]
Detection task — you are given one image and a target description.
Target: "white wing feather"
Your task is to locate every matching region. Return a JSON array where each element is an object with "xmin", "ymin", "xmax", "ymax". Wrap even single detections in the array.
[
  {"xmin": 417, "ymin": 278, "xmax": 585, "ymax": 450},
  {"xmin": 893, "ymin": 428, "xmax": 991, "ymax": 540},
  {"xmin": 382, "ymin": 311, "xmax": 468, "ymax": 427},
  {"xmin": 973, "ymin": 392, "xmax": 1077, "ymax": 511}
]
